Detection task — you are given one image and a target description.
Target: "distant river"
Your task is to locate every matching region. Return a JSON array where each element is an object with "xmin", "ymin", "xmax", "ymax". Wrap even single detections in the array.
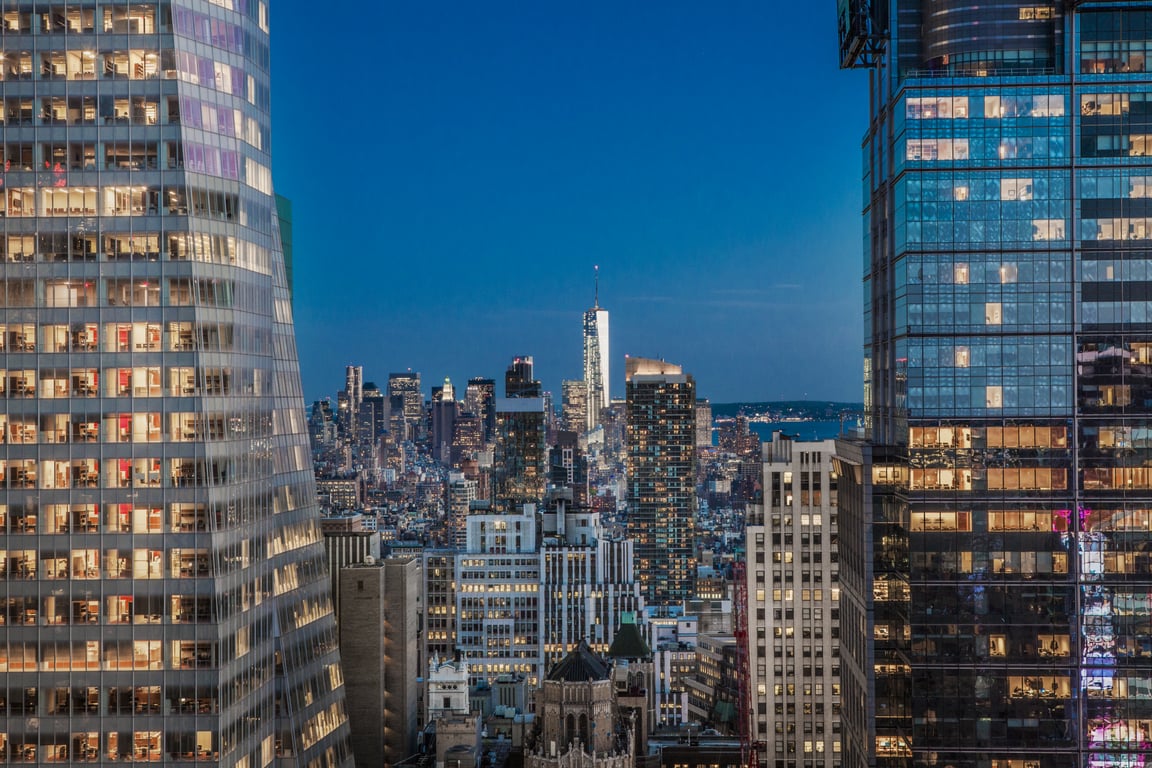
[{"xmin": 747, "ymin": 420, "xmax": 848, "ymax": 443}]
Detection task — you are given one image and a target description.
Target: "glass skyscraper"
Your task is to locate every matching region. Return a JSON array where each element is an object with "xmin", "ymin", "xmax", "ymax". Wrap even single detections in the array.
[
  {"xmin": 583, "ymin": 277, "xmax": 609, "ymax": 434},
  {"xmin": 837, "ymin": 2, "xmax": 1152, "ymax": 767},
  {"xmin": 0, "ymin": 1, "xmax": 352, "ymax": 765}
]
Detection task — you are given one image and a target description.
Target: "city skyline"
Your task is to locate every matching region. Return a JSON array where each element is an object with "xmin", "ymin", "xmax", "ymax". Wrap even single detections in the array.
[{"xmin": 270, "ymin": 3, "xmax": 868, "ymax": 404}]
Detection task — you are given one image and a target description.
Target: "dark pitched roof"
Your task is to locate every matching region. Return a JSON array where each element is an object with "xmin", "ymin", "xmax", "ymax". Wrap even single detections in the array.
[
  {"xmin": 547, "ymin": 641, "xmax": 610, "ymax": 682},
  {"xmin": 606, "ymin": 621, "xmax": 652, "ymax": 660}
]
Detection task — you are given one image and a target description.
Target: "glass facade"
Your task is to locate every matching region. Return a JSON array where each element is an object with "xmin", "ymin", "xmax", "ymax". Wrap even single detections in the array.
[
  {"xmin": 0, "ymin": 1, "xmax": 352, "ymax": 766},
  {"xmin": 841, "ymin": 3, "xmax": 1152, "ymax": 768}
]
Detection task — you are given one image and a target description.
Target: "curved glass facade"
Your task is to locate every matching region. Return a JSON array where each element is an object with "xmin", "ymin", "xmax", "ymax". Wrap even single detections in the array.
[
  {"xmin": 843, "ymin": 4, "xmax": 1152, "ymax": 768},
  {"xmin": 0, "ymin": 2, "xmax": 352, "ymax": 766}
]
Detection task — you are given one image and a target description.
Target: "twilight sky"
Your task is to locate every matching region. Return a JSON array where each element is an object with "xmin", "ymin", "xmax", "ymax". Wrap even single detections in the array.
[{"xmin": 270, "ymin": 2, "xmax": 868, "ymax": 405}]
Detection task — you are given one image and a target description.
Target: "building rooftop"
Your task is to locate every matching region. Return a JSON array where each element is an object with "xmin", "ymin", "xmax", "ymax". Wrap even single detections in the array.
[
  {"xmin": 607, "ymin": 620, "xmax": 653, "ymax": 660},
  {"xmin": 547, "ymin": 640, "xmax": 610, "ymax": 682}
]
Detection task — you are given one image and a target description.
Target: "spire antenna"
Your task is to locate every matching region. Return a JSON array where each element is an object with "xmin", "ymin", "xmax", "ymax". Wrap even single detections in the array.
[{"xmin": 594, "ymin": 265, "xmax": 599, "ymax": 308}]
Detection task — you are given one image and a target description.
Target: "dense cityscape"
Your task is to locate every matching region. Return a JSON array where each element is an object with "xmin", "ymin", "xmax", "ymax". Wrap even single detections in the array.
[{"xmin": 0, "ymin": 3, "xmax": 1150, "ymax": 768}]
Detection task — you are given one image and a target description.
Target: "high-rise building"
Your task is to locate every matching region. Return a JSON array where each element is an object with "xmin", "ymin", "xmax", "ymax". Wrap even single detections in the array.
[
  {"xmin": 0, "ymin": 2, "xmax": 352, "ymax": 765},
  {"xmin": 431, "ymin": 377, "xmax": 457, "ymax": 465},
  {"xmin": 505, "ymin": 355, "xmax": 541, "ymax": 398},
  {"xmin": 464, "ymin": 377, "xmax": 497, "ymax": 444},
  {"xmin": 494, "ymin": 357, "xmax": 547, "ymax": 511},
  {"xmin": 389, "ymin": 371, "xmax": 424, "ymax": 437},
  {"xmin": 344, "ymin": 364, "xmax": 363, "ymax": 420},
  {"xmin": 540, "ymin": 488, "xmax": 643, "ymax": 668},
  {"xmin": 451, "ymin": 412, "xmax": 483, "ymax": 467},
  {"xmin": 320, "ymin": 511, "xmax": 382, "ymax": 621},
  {"xmin": 549, "ymin": 430, "xmax": 589, "ymax": 506},
  {"xmin": 584, "ymin": 271, "xmax": 611, "ymax": 432},
  {"xmin": 338, "ymin": 557, "xmax": 422, "ymax": 768},
  {"xmin": 837, "ymin": 4, "xmax": 1152, "ymax": 767},
  {"xmin": 695, "ymin": 398, "xmax": 713, "ymax": 450},
  {"xmin": 361, "ymin": 381, "xmax": 388, "ymax": 442},
  {"xmin": 625, "ymin": 357, "xmax": 697, "ymax": 605},
  {"xmin": 746, "ymin": 434, "xmax": 840, "ymax": 764},
  {"xmin": 455, "ymin": 504, "xmax": 544, "ymax": 685},
  {"xmin": 562, "ymin": 378, "xmax": 589, "ymax": 434}
]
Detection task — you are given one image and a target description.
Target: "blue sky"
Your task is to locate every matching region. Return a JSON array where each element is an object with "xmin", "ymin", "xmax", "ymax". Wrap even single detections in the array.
[{"xmin": 271, "ymin": 2, "xmax": 868, "ymax": 404}]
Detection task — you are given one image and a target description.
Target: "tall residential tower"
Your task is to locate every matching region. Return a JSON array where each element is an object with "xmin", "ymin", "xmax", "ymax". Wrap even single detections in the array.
[
  {"xmin": 838, "ymin": 3, "xmax": 1152, "ymax": 768},
  {"xmin": 0, "ymin": 1, "xmax": 352, "ymax": 765},
  {"xmin": 625, "ymin": 357, "xmax": 697, "ymax": 605}
]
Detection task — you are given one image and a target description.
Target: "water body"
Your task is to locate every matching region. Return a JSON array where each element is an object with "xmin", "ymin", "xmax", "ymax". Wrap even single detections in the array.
[{"xmin": 749, "ymin": 420, "xmax": 848, "ymax": 443}]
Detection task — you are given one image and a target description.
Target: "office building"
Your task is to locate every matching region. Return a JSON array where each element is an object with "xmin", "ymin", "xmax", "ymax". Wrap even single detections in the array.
[
  {"xmin": 338, "ymin": 557, "xmax": 421, "ymax": 768},
  {"xmin": 540, "ymin": 488, "xmax": 643, "ymax": 668},
  {"xmin": 0, "ymin": 1, "xmax": 353, "ymax": 764},
  {"xmin": 549, "ymin": 430, "xmax": 589, "ymax": 507},
  {"xmin": 695, "ymin": 399, "xmax": 713, "ymax": 450},
  {"xmin": 422, "ymin": 552, "xmax": 459, "ymax": 666},
  {"xmin": 343, "ymin": 364, "xmax": 363, "ymax": 438},
  {"xmin": 431, "ymin": 377, "xmax": 458, "ymax": 465},
  {"xmin": 626, "ymin": 357, "xmax": 698, "ymax": 605},
  {"xmin": 361, "ymin": 381, "xmax": 388, "ymax": 443},
  {"xmin": 320, "ymin": 511, "xmax": 382, "ymax": 621},
  {"xmin": 684, "ymin": 634, "xmax": 739, "ymax": 734},
  {"xmin": 746, "ymin": 434, "xmax": 840, "ymax": 765},
  {"xmin": 645, "ymin": 608, "xmax": 700, "ymax": 727},
  {"xmin": 446, "ymin": 472, "xmax": 479, "ymax": 549},
  {"xmin": 451, "ymin": 412, "xmax": 484, "ymax": 468},
  {"xmin": 505, "ymin": 355, "xmax": 541, "ymax": 398},
  {"xmin": 837, "ymin": 3, "xmax": 1152, "ymax": 767},
  {"xmin": 455, "ymin": 504, "xmax": 544, "ymax": 685},
  {"xmin": 584, "ymin": 275, "xmax": 611, "ymax": 432},
  {"xmin": 464, "ymin": 377, "xmax": 497, "ymax": 444},
  {"xmin": 494, "ymin": 357, "xmax": 547, "ymax": 511},
  {"xmin": 389, "ymin": 371, "xmax": 424, "ymax": 438},
  {"xmin": 562, "ymin": 378, "xmax": 589, "ymax": 434}
]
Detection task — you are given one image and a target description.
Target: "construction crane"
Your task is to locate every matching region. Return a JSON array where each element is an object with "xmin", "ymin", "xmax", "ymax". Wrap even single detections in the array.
[{"xmin": 732, "ymin": 561, "xmax": 759, "ymax": 768}]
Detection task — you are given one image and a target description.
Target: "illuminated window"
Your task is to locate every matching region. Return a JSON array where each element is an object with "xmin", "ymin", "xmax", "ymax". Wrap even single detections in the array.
[
  {"xmin": 954, "ymin": 263, "xmax": 969, "ymax": 284},
  {"xmin": 1032, "ymin": 219, "xmax": 1065, "ymax": 240},
  {"xmin": 954, "ymin": 185, "xmax": 969, "ymax": 201},
  {"xmin": 986, "ymin": 386, "xmax": 1003, "ymax": 408},
  {"xmin": 985, "ymin": 303, "xmax": 1002, "ymax": 325},
  {"xmin": 999, "ymin": 264, "xmax": 1018, "ymax": 283},
  {"xmin": 1001, "ymin": 178, "xmax": 1033, "ymax": 200},
  {"xmin": 955, "ymin": 346, "xmax": 970, "ymax": 367}
]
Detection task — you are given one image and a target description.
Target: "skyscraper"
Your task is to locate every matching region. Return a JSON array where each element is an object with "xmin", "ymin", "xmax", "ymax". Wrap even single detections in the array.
[
  {"xmin": 584, "ymin": 270, "xmax": 611, "ymax": 433},
  {"xmin": 494, "ymin": 356, "xmax": 547, "ymax": 511},
  {"xmin": 0, "ymin": 1, "xmax": 353, "ymax": 765},
  {"xmin": 388, "ymin": 370, "xmax": 423, "ymax": 438},
  {"xmin": 505, "ymin": 355, "xmax": 541, "ymax": 398},
  {"xmin": 746, "ymin": 434, "xmax": 840, "ymax": 764},
  {"xmin": 625, "ymin": 357, "xmax": 697, "ymax": 605},
  {"xmin": 431, "ymin": 377, "xmax": 457, "ymax": 465},
  {"xmin": 562, "ymin": 378, "xmax": 589, "ymax": 434},
  {"xmin": 464, "ymin": 376, "xmax": 497, "ymax": 444},
  {"xmin": 838, "ymin": 3, "xmax": 1152, "ymax": 767}
]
